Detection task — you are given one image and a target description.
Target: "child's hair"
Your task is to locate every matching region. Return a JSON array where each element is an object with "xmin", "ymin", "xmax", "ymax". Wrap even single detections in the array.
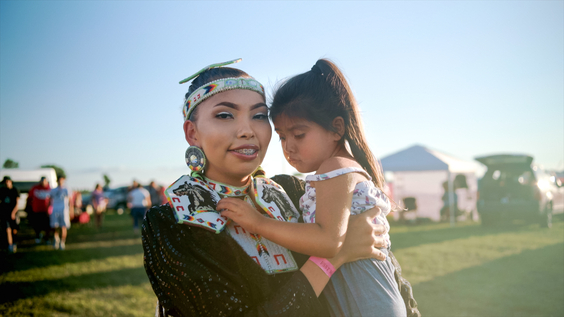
[
  {"xmin": 270, "ymin": 59, "xmax": 386, "ymax": 190},
  {"xmin": 184, "ymin": 67, "xmax": 251, "ymax": 122}
]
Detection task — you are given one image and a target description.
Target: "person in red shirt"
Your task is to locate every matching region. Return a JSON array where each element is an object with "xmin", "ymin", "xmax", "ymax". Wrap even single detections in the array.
[{"xmin": 28, "ymin": 177, "xmax": 51, "ymax": 243}]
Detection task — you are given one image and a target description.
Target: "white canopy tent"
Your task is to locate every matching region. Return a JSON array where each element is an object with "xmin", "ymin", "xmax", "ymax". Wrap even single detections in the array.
[{"xmin": 380, "ymin": 145, "xmax": 479, "ymax": 225}]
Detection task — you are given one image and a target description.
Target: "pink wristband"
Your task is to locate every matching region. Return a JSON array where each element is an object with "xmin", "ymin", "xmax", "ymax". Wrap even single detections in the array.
[{"xmin": 309, "ymin": 256, "xmax": 336, "ymax": 277}]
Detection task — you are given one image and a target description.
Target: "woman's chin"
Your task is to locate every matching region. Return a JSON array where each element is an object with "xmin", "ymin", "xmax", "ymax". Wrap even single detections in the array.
[{"xmin": 206, "ymin": 161, "xmax": 262, "ymax": 185}]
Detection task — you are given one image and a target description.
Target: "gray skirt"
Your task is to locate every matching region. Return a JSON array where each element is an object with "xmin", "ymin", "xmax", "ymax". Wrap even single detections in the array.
[{"xmin": 322, "ymin": 248, "xmax": 407, "ymax": 317}]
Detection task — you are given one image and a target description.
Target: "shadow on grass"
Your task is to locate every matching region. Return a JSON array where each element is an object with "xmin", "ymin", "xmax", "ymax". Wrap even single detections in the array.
[
  {"xmin": 0, "ymin": 266, "xmax": 149, "ymax": 304},
  {"xmin": 390, "ymin": 214, "xmax": 564, "ymax": 251},
  {"xmin": 413, "ymin": 242, "xmax": 564, "ymax": 317},
  {"xmin": 14, "ymin": 214, "xmax": 139, "ymax": 246},
  {"xmin": 1, "ymin": 243, "xmax": 143, "ymax": 273}
]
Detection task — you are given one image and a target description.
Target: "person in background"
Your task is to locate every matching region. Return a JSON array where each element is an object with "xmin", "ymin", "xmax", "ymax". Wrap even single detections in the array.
[
  {"xmin": 127, "ymin": 182, "xmax": 151, "ymax": 234},
  {"xmin": 158, "ymin": 185, "xmax": 167, "ymax": 205},
  {"xmin": 147, "ymin": 181, "xmax": 161, "ymax": 208},
  {"xmin": 91, "ymin": 184, "xmax": 108, "ymax": 230},
  {"xmin": 0, "ymin": 176, "xmax": 20, "ymax": 253},
  {"xmin": 28, "ymin": 176, "xmax": 51, "ymax": 244},
  {"xmin": 71, "ymin": 191, "xmax": 83, "ymax": 221},
  {"xmin": 128, "ymin": 180, "xmax": 139, "ymax": 192},
  {"xmin": 49, "ymin": 176, "xmax": 73, "ymax": 250}
]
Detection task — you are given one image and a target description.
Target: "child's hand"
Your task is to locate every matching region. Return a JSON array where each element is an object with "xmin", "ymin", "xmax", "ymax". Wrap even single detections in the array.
[{"xmin": 217, "ymin": 198, "xmax": 265, "ymax": 234}]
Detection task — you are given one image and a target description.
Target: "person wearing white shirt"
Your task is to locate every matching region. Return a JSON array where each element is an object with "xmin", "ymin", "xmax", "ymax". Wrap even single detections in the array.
[
  {"xmin": 127, "ymin": 182, "xmax": 151, "ymax": 233},
  {"xmin": 49, "ymin": 176, "xmax": 73, "ymax": 250}
]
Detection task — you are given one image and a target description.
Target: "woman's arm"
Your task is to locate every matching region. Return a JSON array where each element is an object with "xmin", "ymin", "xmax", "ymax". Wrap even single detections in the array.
[
  {"xmin": 143, "ymin": 204, "xmax": 387, "ymax": 317},
  {"xmin": 301, "ymin": 206, "xmax": 387, "ymax": 295}
]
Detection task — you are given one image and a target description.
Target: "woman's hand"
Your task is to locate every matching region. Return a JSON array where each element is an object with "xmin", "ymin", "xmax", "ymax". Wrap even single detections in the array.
[
  {"xmin": 329, "ymin": 206, "xmax": 387, "ymax": 268},
  {"xmin": 217, "ymin": 198, "xmax": 265, "ymax": 233}
]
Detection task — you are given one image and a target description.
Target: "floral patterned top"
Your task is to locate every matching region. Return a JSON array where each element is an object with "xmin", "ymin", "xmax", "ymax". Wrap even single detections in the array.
[{"xmin": 300, "ymin": 167, "xmax": 391, "ymax": 245}]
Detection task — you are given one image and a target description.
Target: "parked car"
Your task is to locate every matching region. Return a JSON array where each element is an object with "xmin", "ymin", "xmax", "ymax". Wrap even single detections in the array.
[
  {"xmin": 475, "ymin": 154, "xmax": 561, "ymax": 227},
  {"xmin": 104, "ymin": 186, "xmax": 129, "ymax": 214},
  {"xmin": 549, "ymin": 175, "xmax": 564, "ymax": 212}
]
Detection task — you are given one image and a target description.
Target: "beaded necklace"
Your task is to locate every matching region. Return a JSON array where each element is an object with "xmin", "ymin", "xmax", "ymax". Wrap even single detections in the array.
[{"xmin": 203, "ymin": 176, "xmax": 251, "ymax": 198}]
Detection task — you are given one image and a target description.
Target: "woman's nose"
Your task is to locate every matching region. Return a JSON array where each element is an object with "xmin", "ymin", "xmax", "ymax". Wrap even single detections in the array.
[{"xmin": 237, "ymin": 118, "xmax": 255, "ymax": 139}]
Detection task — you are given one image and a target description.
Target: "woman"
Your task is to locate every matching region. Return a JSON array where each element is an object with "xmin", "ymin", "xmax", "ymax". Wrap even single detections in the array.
[
  {"xmin": 91, "ymin": 184, "xmax": 107, "ymax": 230},
  {"xmin": 142, "ymin": 59, "xmax": 419, "ymax": 316}
]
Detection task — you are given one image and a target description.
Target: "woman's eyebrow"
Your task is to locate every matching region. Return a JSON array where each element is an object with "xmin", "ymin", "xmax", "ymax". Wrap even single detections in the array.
[
  {"xmin": 214, "ymin": 102, "xmax": 238, "ymax": 109},
  {"xmin": 213, "ymin": 102, "xmax": 267, "ymax": 110},
  {"xmin": 251, "ymin": 103, "xmax": 268, "ymax": 110}
]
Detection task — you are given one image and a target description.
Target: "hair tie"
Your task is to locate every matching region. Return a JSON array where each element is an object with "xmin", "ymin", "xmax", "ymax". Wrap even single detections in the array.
[{"xmin": 311, "ymin": 64, "xmax": 324, "ymax": 76}]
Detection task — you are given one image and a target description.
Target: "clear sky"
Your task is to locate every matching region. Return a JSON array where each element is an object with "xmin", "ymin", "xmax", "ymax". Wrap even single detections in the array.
[{"xmin": 1, "ymin": 1, "xmax": 562, "ymax": 190}]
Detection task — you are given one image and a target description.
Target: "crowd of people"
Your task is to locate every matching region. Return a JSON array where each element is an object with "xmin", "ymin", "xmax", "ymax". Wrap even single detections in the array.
[
  {"xmin": 1, "ymin": 175, "xmax": 167, "ymax": 253},
  {"xmin": 0, "ymin": 175, "xmax": 73, "ymax": 252}
]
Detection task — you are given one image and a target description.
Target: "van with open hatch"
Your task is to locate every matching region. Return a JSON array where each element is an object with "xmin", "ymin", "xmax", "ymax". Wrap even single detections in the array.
[{"xmin": 475, "ymin": 154, "xmax": 562, "ymax": 228}]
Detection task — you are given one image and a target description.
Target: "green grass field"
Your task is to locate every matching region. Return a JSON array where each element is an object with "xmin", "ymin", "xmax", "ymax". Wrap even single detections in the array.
[{"xmin": 1, "ymin": 212, "xmax": 563, "ymax": 317}]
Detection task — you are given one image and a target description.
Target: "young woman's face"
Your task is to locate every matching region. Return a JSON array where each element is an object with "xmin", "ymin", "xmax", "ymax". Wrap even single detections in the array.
[
  {"xmin": 185, "ymin": 89, "xmax": 271, "ymax": 186},
  {"xmin": 273, "ymin": 114, "xmax": 340, "ymax": 173}
]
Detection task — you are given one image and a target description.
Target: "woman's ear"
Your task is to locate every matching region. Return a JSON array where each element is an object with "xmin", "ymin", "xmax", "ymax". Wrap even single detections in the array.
[
  {"xmin": 183, "ymin": 120, "xmax": 200, "ymax": 146},
  {"xmin": 332, "ymin": 117, "xmax": 345, "ymax": 141}
]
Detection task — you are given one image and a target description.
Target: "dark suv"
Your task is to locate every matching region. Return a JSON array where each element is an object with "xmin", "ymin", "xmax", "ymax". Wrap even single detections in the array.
[
  {"xmin": 476, "ymin": 154, "xmax": 555, "ymax": 227},
  {"xmin": 104, "ymin": 186, "xmax": 129, "ymax": 214}
]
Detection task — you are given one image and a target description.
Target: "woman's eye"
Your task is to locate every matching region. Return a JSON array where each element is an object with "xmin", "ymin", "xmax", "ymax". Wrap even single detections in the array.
[
  {"xmin": 294, "ymin": 133, "xmax": 305, "ymax": 139},
  {"xmin": 253, "ymin": 113, "xmax": 268, "ymax": 120},
  {"xmin": 216, "ymin": 112, "xmax": 233, "ymax": 119},
  {"xmin": 278, "ymin": 135, "xmax": 286, "ymax": 141}
]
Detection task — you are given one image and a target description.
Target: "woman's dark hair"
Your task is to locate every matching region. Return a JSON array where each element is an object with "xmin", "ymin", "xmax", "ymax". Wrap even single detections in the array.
[
  {"xmin": 184, "ymin": 67, "xmax": 251, "ymax": 121},
  {"xmin": 270, "ymin": 59, "xmax": 386, "ymax": 190}
]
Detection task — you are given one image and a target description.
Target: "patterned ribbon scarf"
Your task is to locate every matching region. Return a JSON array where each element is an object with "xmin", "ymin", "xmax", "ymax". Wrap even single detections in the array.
[{"xmin": 165, "ymin": 168, "xmax": 300, "ymax": 274}]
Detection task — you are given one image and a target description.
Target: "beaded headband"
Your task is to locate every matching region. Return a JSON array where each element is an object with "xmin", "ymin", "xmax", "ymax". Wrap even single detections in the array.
[{"xmin": 180, "ymin": 58, "xmax": 265, "ymax": 121}]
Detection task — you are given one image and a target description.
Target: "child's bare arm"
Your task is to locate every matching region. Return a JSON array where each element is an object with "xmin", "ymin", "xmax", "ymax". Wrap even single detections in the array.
[{"xmin": 218, "ymin": 172, "xmax": 358, "ymax": 258}]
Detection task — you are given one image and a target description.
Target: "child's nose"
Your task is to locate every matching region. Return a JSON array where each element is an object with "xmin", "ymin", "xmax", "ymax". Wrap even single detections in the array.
[{"xmin": 283, "ymin": 139, "xmax": 295, "ymax": 153}]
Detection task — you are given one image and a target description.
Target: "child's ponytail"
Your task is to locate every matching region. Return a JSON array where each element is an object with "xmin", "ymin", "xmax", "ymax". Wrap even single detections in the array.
[{"xmin": 271, "ymin": 59, "xmax": 386, "ymax": 190}]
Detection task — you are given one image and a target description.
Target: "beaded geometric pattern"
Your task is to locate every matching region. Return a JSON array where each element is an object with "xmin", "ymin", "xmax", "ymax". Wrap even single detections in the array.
[
  {"xmin": 183, "ymin": 77, "xmax": 265, "ymax": 121},
  {"xmin": 165, "ymin": 173, "xmax": 299, "ymax": 274}
]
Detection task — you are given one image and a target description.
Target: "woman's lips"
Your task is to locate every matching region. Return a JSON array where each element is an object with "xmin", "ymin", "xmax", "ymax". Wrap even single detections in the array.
[
  {"xmin": 232, "ymin": 148, "xmax": 257, "ymax": 155},
  {"xmin": 229, "ymin": 146, "xmax": 259, "ymax": 160}
]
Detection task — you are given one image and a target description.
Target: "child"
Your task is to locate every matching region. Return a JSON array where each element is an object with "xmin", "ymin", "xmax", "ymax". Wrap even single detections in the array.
[
  {"xmin": 49, "ymin": 176, "xmax": 73, "ymax": 250},
  {"xmin": 219, "ymin": 59, "xmax": 406, "ymax": 317}
]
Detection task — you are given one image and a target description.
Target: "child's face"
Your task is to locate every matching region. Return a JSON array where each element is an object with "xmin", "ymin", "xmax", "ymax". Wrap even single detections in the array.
[{"xmin": 274, "ymin": 115, "xmax": 341, "ymax": 173}]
